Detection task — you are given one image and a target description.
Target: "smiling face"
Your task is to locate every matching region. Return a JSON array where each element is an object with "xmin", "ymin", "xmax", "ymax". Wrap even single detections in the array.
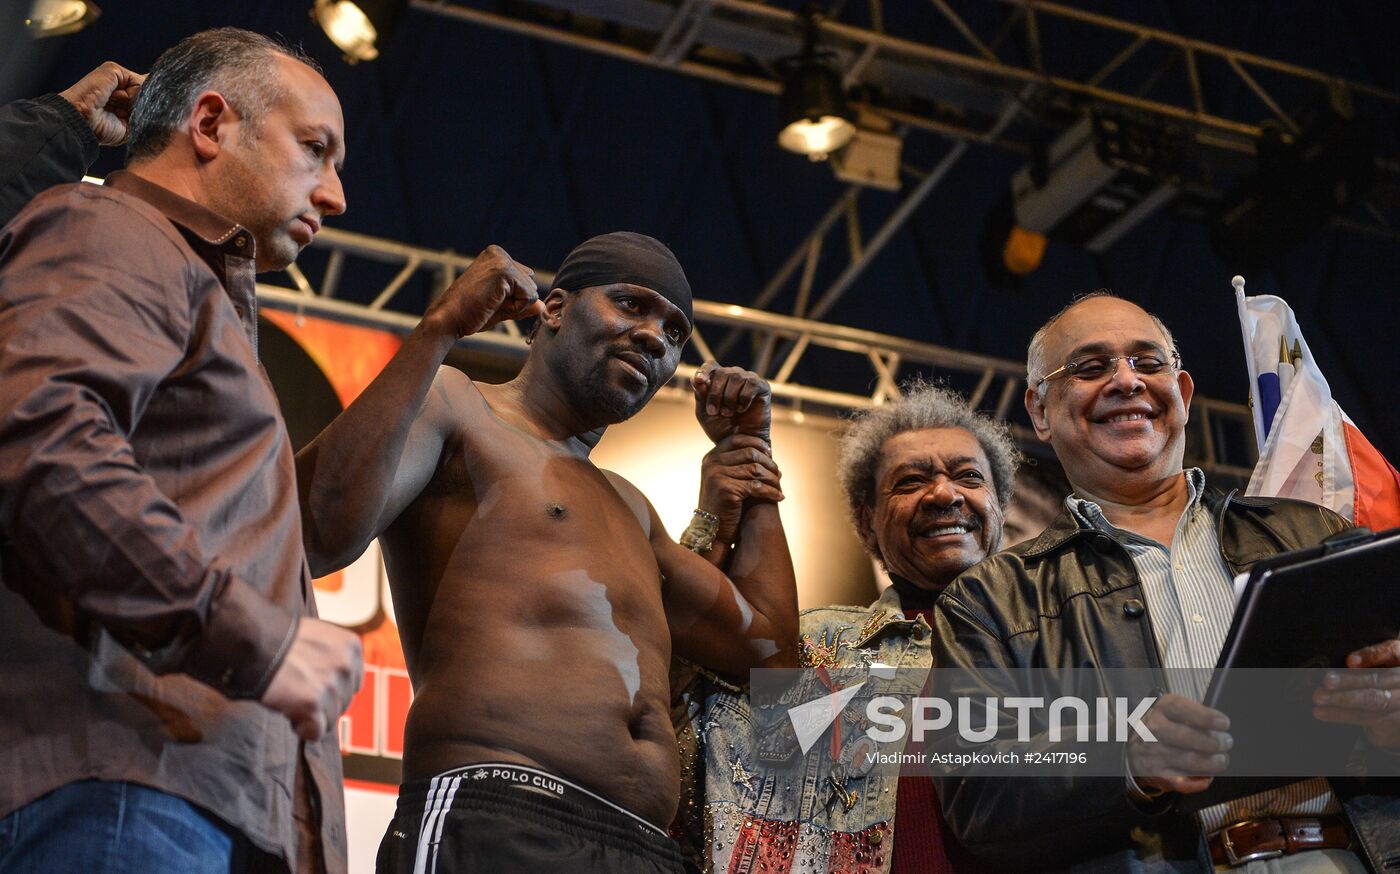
[
  {"xmin": 542, "ymin": 283, "xmax": 691, "ymax": 425},
  {"xmin": 858, "ymin": 427, "xmax": 1005, "ymax": 593},
  {"xmin": 205, "ymin": 55, "xmax": 347, "ymax": 271},
  {"xmin": 1025, "ymin": 296, "xmax": 1194, "ymax": 496}
]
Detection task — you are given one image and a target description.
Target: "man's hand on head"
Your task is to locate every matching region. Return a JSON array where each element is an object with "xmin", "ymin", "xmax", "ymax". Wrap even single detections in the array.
[
  {"xmin": 1126, "ymin": 693, "xmax": 1232, "ymax": 795},
  {"xmin": 1312, "ymin": 639, "xmax": 1400, "ymax": 751},
  {"xmin": 697, "ymin": 434, "xmax": 784, "ymax": 546},
  {"xmin": 261, "ymin": 617, "xmax": 364, "ymax": 742},
  {"xmin": 423, "ymin": 244, "xmax": 543, "ymax": 340},
  {"xmin": 58, "ymin": 61, "xmax": 145, "ymax": 147},
  {"xmin": 692, "ymin": 362, "xmax": 772, "ymax": 445}
]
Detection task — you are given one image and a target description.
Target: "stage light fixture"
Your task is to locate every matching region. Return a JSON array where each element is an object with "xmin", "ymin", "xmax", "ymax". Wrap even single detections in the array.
[
  {"xmin": 313, "ymin": 0, "xmax": 406, "ymax": 63},
  {"xmin": 1009, "ymin": 113, "xmax": 1181, "ymax": 256},
  {"xmin": 25, "ymin": 0, "xmax": 99, "ymax": 37},
  {"xmin": 1001, "ymin": 225, "xmax": 1047, "ymax": 276},
  {"xmin": 777, "ymin": 8, "xmax": 854, "ymax": 162},
  {"xmin": 981, "ymin": 109, "xmax": 1187, "ymax": 289},
  {"xmin": 831, "ymin": 111, "xmax": 902, "ymax": 190}
]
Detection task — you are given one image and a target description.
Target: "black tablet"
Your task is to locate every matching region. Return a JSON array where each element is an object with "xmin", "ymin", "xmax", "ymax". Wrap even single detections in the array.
[{"xmin": 1176, "ymin": 527, "xmax": 1400, "ymax": 811}]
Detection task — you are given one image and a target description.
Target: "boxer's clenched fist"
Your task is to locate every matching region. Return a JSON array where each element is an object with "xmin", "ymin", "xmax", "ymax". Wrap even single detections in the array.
[
  {"xmin": 423, "ymin": 244, "xmax": 543, "ymax": 339},
  {"xmin": 59, "ymin": 61, "xmax": 145, "ymax": 147},
  {"xmin": 692, "ymin": 362, "xmax": 772, "ymax": 446}
]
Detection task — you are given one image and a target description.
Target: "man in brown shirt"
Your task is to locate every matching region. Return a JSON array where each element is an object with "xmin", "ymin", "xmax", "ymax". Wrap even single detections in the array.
[{"xmin": 0, "ymin": 28, "xmax": 361, "ymax": 874}]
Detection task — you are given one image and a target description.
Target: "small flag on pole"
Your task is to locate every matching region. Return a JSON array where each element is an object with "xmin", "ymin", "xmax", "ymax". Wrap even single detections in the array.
[{"xmin": 1234, "ymin": 275, "xmax": 1400, "ymax": 530}]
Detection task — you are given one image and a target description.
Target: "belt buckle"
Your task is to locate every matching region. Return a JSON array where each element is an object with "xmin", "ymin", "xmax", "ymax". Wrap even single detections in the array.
[{"xmin": 1220, "ymin": 820, "xmax": 1285, "ymax": 867}]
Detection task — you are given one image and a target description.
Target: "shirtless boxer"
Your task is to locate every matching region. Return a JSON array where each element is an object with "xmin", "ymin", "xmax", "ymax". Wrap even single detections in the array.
[{"xmin": 296, "ymin": 232, "xmax": 798, "ymax": 872}]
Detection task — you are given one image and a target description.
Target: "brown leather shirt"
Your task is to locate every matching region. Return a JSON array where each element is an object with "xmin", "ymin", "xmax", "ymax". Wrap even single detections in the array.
[{"xmin": 0, "ymin": 171, "xmax": 345, "ymax": 873}]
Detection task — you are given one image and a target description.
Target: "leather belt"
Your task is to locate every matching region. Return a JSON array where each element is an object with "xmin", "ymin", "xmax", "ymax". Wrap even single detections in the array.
[{"xmin": 1208, "ymin": 815, "xmax": 1351, "ymax": 867}]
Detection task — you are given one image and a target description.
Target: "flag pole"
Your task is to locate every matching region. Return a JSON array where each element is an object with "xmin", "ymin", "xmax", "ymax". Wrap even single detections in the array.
[{"xmin": 1233, "ymin": 275, "xmax": 1266, "ymax": 456}]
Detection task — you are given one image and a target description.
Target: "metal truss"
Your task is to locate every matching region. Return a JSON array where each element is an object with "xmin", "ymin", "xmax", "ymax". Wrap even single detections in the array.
[
  {"xmin": 409, "ymin": 0, "xmax": 1399, "ymax": 329},
  {"xmin": 720, "ymin": 95, "xmax": 1024, "ymax": 375},
  {"xmin": 260, "ymin": 225, "xmax": 1256, "ymax": 478},
  {"xmin": 413, "ymin": 0, "xmax": 1397, "ymax": 150}
]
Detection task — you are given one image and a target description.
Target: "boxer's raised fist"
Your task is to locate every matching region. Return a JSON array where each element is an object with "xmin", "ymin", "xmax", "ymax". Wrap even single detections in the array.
[
  {"xmin": 423, "ymin": 245, "xmax": 543, "ymax": 339},
  {"xmin": 59, "ymin": 61, "xmax": 145, "ymax": 147},
  {"xmin": 692, "ymin": 362, "xmax": 772, "ymax": 446}
]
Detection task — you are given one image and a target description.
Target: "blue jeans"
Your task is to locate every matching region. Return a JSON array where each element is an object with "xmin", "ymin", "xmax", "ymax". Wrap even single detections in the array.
[{"xmin": 0, "ymin": 780, "xmax": 273, "ymax": 874}]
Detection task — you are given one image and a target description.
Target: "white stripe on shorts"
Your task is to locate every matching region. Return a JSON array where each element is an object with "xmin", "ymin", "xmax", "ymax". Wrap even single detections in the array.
[{"xmin": 412, "ymin": 773, "xmax": 462, "ymax": 874}]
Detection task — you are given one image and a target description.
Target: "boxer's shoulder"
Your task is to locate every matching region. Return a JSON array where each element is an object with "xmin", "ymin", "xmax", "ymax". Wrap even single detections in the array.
[{"xmin": 601, "ymin": 469, "xmax": 652, "ymax": 536}]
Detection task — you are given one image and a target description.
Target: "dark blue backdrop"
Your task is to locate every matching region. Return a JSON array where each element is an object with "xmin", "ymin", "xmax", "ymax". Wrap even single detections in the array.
[{"xmin": 11, "ymin": 0, "xmax": 1399, "ymax": 455}]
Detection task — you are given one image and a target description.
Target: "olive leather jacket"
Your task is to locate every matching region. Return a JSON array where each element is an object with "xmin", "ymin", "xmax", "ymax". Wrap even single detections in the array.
[{"xmin": 929, "ymin": 487, "xmax": 1400, "ymax": 872}]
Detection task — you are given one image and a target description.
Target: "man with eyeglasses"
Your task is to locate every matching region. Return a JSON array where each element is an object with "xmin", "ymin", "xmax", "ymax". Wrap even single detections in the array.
[{"xmin": 927, "ymin": 292, "xmax": 1400, "ymax": 871}]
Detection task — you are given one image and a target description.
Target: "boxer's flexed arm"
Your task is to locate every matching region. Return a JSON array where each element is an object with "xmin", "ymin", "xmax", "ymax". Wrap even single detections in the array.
[
  {"xmin": 625, "ymin": 364, "xmax": 798, "ymax": 674},
  {"xmin": 666, "ymin": 496, "xmax": 799, "ymax": 674},
  {"xmin": 296, "ymin": 245, "xmax": 541, "ymax": 575},
  {"xmin": 684, "ymin": 363, "xmax": 782, "ymax": 570},
  {"xmin": 606, "ymin": 472, "xmax": 797, "ymax": 675}
]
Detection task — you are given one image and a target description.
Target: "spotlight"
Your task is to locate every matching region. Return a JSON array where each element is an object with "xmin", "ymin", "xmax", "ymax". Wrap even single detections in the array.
[
  {"xmin": 1009, "ymin": 113, "xmax": 1181, "ymax": 256},
  {"xmin": 25, "ymin": 0, "xmax": 99, "ymax": 37},
  {"xmin": 312, "ymin": 0, "xmax": 406, "ymax": 63},
  {"xmin": 1001, "ymin": 225, "xmax": 1046, "ymax": 276},
  {"xmin": 980, "ymin": 109, "xmax": 1187, "ymax": 289},
  {"xmin": 979, "ymin": 191, "xmax": 1029, "ymax": 291},
  {"xmin": 777, "ymin": 7, "xmax": 854, "ymax": 162},
  {"xmin": 779, "ymin": 111, "xmax": 855, "ymax": 161}
]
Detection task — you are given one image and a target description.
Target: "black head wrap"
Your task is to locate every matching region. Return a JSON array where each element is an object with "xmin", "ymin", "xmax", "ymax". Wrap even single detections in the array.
[{"xmin": 552, "ymin": 232, "xmax": 693, "ymax": 327}]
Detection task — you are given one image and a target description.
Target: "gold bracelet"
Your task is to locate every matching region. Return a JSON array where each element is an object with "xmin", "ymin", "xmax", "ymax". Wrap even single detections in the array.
[{"xmin": 679, "ymin": 509, "xmax": 720, "ymax": 552}]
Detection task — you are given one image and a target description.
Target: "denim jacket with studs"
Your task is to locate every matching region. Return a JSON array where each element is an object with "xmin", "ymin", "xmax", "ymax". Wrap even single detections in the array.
[{"xmin": 671, "ymin": 586, "xmax": 933, "ymax": 873}]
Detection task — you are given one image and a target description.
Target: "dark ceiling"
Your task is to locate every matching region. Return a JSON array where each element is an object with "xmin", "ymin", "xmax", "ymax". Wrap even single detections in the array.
[{"xmin": 6, "ymin": 0, "xmax": 1399, "ymax": 457}]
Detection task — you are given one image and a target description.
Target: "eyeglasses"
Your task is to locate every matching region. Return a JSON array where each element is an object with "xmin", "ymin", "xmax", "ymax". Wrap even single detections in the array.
[{"xmin": 1036, "ymin": 351, "xmax": 1180, "ymax": 387}]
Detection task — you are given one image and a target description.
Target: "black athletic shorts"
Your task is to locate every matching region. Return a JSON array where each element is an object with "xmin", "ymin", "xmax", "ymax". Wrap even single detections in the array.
[{"xmin": 375, "ymin": 762, "xmax": 690, "ymax": 874}]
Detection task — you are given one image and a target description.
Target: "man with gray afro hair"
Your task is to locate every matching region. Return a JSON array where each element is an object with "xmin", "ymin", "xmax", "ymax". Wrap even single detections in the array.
[
  {"xmin": 839, "ymin": 379, "xmax": 1019, "ymax": 558},
  {"xmin": 687, "ymin": 378, "xmax": 1018, "ymax": 873}
]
